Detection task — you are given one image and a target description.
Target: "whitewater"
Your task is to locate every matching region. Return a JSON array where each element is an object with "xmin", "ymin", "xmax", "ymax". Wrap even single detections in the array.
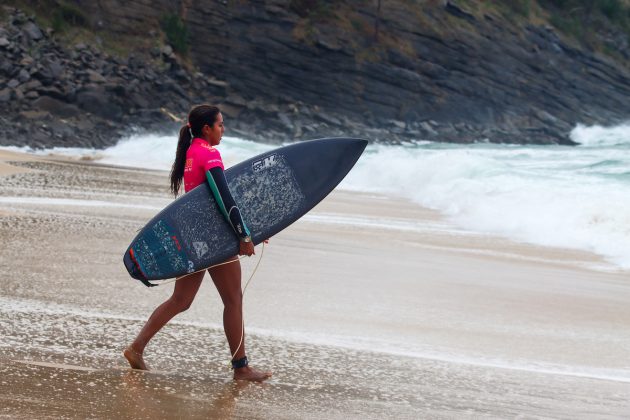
[{"xmin": 3, "ymin": 122, "xmax": 630, "ymax": 270}]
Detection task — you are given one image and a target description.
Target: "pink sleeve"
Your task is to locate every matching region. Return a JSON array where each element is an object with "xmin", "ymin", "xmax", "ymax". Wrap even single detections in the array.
[{"xmin": 202, "ymin": 148, "xmax": 225, "ymax": 171}]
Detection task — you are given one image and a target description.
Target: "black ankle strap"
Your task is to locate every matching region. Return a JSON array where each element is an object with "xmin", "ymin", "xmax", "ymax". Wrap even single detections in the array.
[{"xmin": 231, "ymin": 356, "xmax": 248, "ymax": 369}]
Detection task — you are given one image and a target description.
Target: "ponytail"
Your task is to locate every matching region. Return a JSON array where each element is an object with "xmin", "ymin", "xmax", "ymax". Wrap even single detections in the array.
[
  {"xmin": 170, "ymin": 124, "xmax": 192, "ymax": 196},
  {"xmin": 170, "ymin": 104, "xmax": 221, "ymax": 196}
]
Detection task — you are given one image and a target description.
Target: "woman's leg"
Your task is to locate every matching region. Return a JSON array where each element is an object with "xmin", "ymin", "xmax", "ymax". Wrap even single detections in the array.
[
  {"xmin": 209, "ymin": 257, "xmax": 272, "ymax": 381},
  {"xmin": 209, "ymin": 258, "xmax": 245, "ymax": 359},
  {"xmin": 124, "ymin": 270, "xmax": 205, "ymax": 369}
]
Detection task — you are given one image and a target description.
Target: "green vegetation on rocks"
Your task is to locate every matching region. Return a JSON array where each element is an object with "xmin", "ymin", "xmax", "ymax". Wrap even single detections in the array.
[
  {"xmin": 51, "ymin": 2, "xmax": 88, "ymax": 34},
  {"xmin": 543, "ymin": 0, "xmax": 630, "ymax": 59},
  {"xmin": 160, "ymin": 13, "xmax": 189, "ymax": 55}
]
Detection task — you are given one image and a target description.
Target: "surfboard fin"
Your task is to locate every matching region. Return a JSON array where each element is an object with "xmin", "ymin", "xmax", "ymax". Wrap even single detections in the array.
[{"xmin": 138, "ymin": 278, "xmax": 157, "ymax": 287}]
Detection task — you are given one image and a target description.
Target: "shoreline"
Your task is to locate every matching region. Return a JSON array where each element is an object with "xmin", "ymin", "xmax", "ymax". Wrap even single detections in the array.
[
  {"xmin": 1, "ymin": 149, "xmax": 630, "ymax": 417},
  {"xmin": 1, "ymin": 147, "xmax": 622, "ymax": 274}
]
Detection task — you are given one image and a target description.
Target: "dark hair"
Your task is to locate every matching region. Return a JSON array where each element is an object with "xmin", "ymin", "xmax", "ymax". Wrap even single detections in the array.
[{"xmin": 170, "ymin": 104, "xmax": 221, "ymax": 196}]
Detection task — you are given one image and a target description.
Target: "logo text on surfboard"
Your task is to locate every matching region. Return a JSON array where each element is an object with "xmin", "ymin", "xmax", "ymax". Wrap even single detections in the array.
[
  {"xmin": 252, "ymin": 154, "xmax": 278, "ymax": 173},
  {"xmin": 193, "ymin": 241, "xmax": 209, "ymax": 258}
]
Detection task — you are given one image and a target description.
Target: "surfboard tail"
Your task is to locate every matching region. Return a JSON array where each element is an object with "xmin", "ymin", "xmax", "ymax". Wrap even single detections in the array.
[{"xmin": 123, "ymin": 248, "xmax": 156, "ymax": 287}]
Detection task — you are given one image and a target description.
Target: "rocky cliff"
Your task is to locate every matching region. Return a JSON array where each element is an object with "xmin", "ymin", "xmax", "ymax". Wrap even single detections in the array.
[{"xmin": 1, "ymin": 0, "xmax": 630, "ymax": 147}]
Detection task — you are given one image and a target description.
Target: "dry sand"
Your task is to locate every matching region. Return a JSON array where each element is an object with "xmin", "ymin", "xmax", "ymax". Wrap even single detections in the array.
[
  {"xmin": 0, "ymin": 149, "xmax": 38, "ymax": 176},
  {"xmin": 1, "ymin": 150, "xmax": 629, "ymax": 419}
]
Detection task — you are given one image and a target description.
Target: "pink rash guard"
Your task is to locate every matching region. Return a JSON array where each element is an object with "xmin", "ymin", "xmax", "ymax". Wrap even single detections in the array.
[{"xmin": 183, "ymin": 138, "xmax": 225, "ymax": 193}]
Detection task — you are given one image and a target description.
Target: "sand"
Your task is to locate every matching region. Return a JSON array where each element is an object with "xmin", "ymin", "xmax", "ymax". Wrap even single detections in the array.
[
  {"xmin": 0, "ymin": 149, "xmax": 39, "ymax": 176},
  {"xmin": 1, "ymin": 150, "xmax": 629, "ymax": 419}
]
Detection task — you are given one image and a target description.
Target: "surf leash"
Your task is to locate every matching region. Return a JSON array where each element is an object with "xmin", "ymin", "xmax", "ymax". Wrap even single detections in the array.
[
  {"xmin": 148, "ymin": 241, "xmax": 266, "ymax": 368},
  {"xmin": 151, "ymin": 255, "xmax": 247, "ymax": 286},
  {"xmin": 228, "ymin": 240, "xmax": 265, "ymax": 368}
]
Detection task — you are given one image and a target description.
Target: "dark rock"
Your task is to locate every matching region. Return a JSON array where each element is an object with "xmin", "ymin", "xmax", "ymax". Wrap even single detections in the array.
[
  {"xmin": 0, "ymin": 60, "xmax": 12, "ymax": 74},
  {"xmin": 317, "ymin": 112, "xmax": 342, "ymax": 126},
  {"xmin": 32, "ymin": 96, "xmax": 81, "ymax": 118},
  {"xmin": 22, "ymin": 21, "xmax": 43, "ymax": 41},
  {"xmin": 76, "ymin": 86, "xmax": 123, "ymax": 120},
  {"xmin": 161, "ymin": 45, "xmax": 174, "ymax": 58},
  {"xmin": 17, "ymin": 68, "xmax": 30, "ymax": 82},
  {"xmin": 129, "ymin": 92, "xmax": 149, "ymax": 109},
  {"xmin": 419, "ymin": 122, "xmax": 438, "ymax": 136},
  {"xmin": 14, "ymin": 87, "xmax": 24, "ymax": 100},
  {"xmin": 444, "ymin": 1, "xmax": 476, "ymax": 22},
  {"xmin": 277, "ymin": 112, "xmax": 293, "ymax": 131},
  {"xmin": 86, "ymin": 69, "xmax": 106, "ymax": 83},
  {"xmin": 19, "ymin": 110, "xmax": 50, "ymax": 119},
  {"xmin": 47, "ymin": 119, "xmax": 75, "ymax": 139},
  {"xmin": 33, "ymin": 58, "xmax": 64, "ymax": 84},
  {"xmin": 2, "ymin": 4, "xmax": 629, "ymax": 148},
  {"xmin": 36, "ymin": 86, "xmax": 67, "ymax": 101},
  {"xmin": 21, "ymin": 79, "xmax": 42, "ymax": 91},
  {"xmin": 207, "ymin": 78, "xmax": 228, "ymax": 89},
  {"xmin": 0, "ymin": 88, "xmax": 11, "ymax": 102},
  {"xmin": 19, "ymin": 56, "xmax": 34, "ymax": 66},
  {"xmin": 219, "ymin": 103, "xmax": 243, "ymax": 119},
  {"xmin": 104, "ymin": 81, "xmax": 126, "ymax": 95}
]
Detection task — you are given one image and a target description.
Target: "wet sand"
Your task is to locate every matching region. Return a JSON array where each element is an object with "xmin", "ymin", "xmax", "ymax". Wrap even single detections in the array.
[{"xmin": 1, "ymin": 150, "xmax": 630, "ymax": 419}]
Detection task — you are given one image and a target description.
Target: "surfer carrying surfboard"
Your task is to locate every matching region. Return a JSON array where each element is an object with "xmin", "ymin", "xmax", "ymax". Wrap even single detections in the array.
[{"xmin": 124, "ymin": 105, "xmax": 272, "ymax": 382}]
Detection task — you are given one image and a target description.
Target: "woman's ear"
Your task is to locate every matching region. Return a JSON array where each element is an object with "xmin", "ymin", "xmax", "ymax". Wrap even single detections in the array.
[{"xmin": 201, "ymin": 124, "xmax": 210, "ymax": 138}]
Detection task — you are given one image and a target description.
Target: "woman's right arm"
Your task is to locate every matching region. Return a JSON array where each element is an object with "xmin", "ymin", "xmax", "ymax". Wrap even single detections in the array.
[{"xmin": 205, "ymin": 166, "xmax": 255, "ymax": 256}]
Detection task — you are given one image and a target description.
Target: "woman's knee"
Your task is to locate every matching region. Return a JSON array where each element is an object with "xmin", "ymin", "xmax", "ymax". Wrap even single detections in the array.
[
  {"xmin": 169, "ymin": 272, "xmax": 203, "ymax": 313},
  {"xmin": 222, "ymin": 292, "xmax": 243, "ymax": 310},
  {"xmin": 169, "ymin": 295, "xmax": 194, "ymax": 313}
]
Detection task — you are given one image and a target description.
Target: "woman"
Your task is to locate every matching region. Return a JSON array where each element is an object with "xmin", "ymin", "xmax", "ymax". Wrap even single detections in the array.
[{"xmin": 124, "ymin": 104, "xmax": 272, "ymax": 382}]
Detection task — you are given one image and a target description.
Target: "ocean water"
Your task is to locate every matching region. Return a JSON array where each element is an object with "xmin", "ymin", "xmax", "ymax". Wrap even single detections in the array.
[
  {"xmin": 343, "ymin": 123, "xmax": 630, "ymax": 270},
  {"xmin": 3, "ymin": 123, "xmax": 630, "ymax": 270}
]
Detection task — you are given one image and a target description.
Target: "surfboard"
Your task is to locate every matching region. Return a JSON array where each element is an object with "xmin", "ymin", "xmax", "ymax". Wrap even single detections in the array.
[{"xmin": 123, "ymin": 137, "xmax": 368, "ymax": 285}]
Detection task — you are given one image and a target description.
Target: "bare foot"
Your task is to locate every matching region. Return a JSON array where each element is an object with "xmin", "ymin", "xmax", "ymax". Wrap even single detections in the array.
[
  {"xmin": 233, "ymin": 366, "xmax": 272, "ymax": 382},
  {"xmin": 123, "ymin": 346, "xmax": 148, "ymax": 370}
]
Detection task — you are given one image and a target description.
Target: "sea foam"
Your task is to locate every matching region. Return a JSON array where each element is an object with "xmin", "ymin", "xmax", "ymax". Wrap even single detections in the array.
[{"xmin": 3, "ymin": 123, "xmax": 630, "ymax": 269}]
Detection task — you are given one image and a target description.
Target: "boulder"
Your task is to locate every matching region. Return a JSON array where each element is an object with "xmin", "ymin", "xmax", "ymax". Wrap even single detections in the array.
[
  {"xmin": 87, "ymin": 69, "xmax": 106, "ymax": 83},
  {"xmin": 35, "ymin": 86, "xmax": 67, "ymax": 101},
  {"xmin": 19, "ymin": 110, "xmax": 50, "ymax": 119},
  {"xmin": 19, "ymin": 56, "xmax": 34, "ymax": 66},
  {"xmin": 32, "ymin": 96, "xmax": 81, "ymax": 118},
  {"xmin": 21, "ymin": 79, "xmax": 42, "ymax": 91},
  {"xmin": 17, "ymin": 68, "xmax": 30, "ymax": 82},
  {"xmin": 76, "ymin": 87, "xmax": 122, "ymax": 120},
  {"xmin": 22, "ymin": 21, "xmax": 43, "ymax": 41},
  {"xmin": 0, "ymin": 88, "xmax": 11, "ymax": 102}
]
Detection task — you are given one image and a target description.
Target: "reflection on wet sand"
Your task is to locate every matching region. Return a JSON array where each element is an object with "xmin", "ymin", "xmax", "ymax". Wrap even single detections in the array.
[
  {"xmin": 2, "ymin": 360, "xmax": 258, "ymax": 419},
  {"xmin": 117, "ymin": 370, "xmax": 252, "ymax": 419}
]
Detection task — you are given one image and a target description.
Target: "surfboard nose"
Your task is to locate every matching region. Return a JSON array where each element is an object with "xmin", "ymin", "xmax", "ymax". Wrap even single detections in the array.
[
  {"xmin": 323, "ymin": 137, "xmax": 368, "ymax": 160},
  {"xmin": 352, "ymin": 138, "xmax": 368, "ymax": 157},
  {"xmin": 283, "ymin": 137, "xmax": 368, "ymax": 198},
  {"xmin": 341, "ymin": 137, "xmax": 369, "ymax": 157},
  {"xmin": 326, "ymin": 137, "xmax": 368, "ymax": 152},
  {"xmin": 331, "ymin": 137, "xmax": 368, "ymax": 174}
]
